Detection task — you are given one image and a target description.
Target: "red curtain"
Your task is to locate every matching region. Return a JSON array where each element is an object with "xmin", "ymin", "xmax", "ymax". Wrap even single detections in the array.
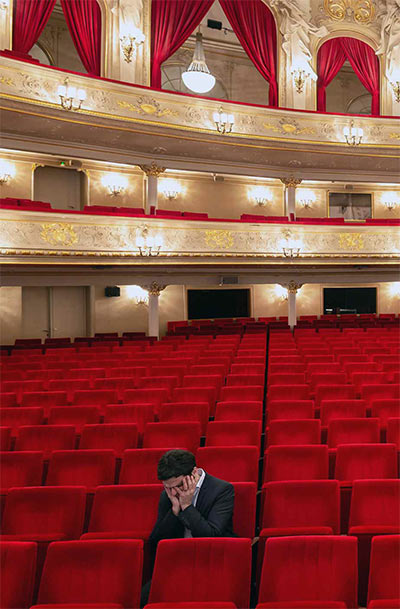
[
  {"xmin": 13, "ymin": 0, "xmax": 56, "ymax": 55},
  {"xmin": 60, "ymin": 0, "xmax": 102, "ymax": 76},
  {"xmin": 317, "ymin": 37, "xmax": 380, "ymax": 115},
  {"xmin": 340, "ymin": 37, "xmax": 380, "ymax": 115},
  {"xmin": 317, "ymin": 39, "xmax": 346, "ymax": 112},
  {"xmin": 219, "ymin": 0, "xmax": 278, "ymax": 106},
  {"xmin": 151, "ymin": 0, "xmax": 214, "ymax": 88}
]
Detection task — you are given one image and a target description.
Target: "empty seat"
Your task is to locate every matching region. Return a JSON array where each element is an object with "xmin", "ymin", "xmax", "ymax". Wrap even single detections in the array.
[
  {"xmin": 327, "ymin": 418, "xmax": 380, "ymax": 448},
  {"xmin": 226, "ymin": 374, "xmax": 265, "ymax": 387},
  {"xmin": 268, "ymin": 373, "xmax": 306, "ymax": 386},
  {"xmin": 32, "ymin": 539, "xmax": 143, "ymax": 608},
  {"xmin": 122, "ymin": 389, "xmax": 170, "ymax": 413},
  {"xmin": 371, "ymin": 399, "xmax": 400, "ymax": 429},
  {"xmin": 1, "ymin": 486, "xmax": 86, "ymax": 541},
  {"xmin": 267, "ymin": 385, "xmax": 310, "ymax": 402},
  {"xmin": 143, "ymin": 422, "xmax": 201, "ymax": 453},
  {"xmin": 361, "ymin": 384, "xmax": 400, "ymax": 406},
  {"xmin": 220, "ymin": 386, "xmax": 264, "ymax": 402},
  {"xmin": 214, "ymin": 401, "xmax": 263, "ymax": 421},
  {"xmin": 147, "ymin": 538, "xmax": 251, "ymax": 609},
  {"xmin": 367, "ymin": 535, "xmax": 400, "ymax": 609},
  {"xmin": 196, "ymin": 446, "xmax": 259, "ymax": 484},
  {"xmin": 73, "ymin": 389, "xmax": 119, "ymax": 407},
  {"xmin": 263, "ymin": 445, "xmax": 329, "ymax": 483},
  {"xmin": 0, "ymin": 392, "xmax": 18, "ymax": 407},
  {"xmin": 158, "ymin": 402, "xmax": 210, "ymax": 435},
  {"xmin": 79, "ymin": 424, "xmax": 138, "ymax": 458},
  {"xmin": 81, "ymin": 484, "xmax": 162, "ymax": 540},
  {"xmin": 267, "ymin": 400, "xmax": 314, "ymax": 423},
  {"xmin": 1, "ymin": 451, "xmax": 43, "ymax": 494},
  {"xmin": 266, "ymin": 419, "xmax": 321, "ymax": 447},
  {"xmin": 206, "ymin": 420, "xmax": 261, "ymax": 448},
  {"xmin": 20, "ymin": 391, "xmax": 68, "ymax": 411},
  {"xmin": 48, "ymin": 406, "xmax": 101, "ymax": 434},
  {"xmin": 315, "ymin": 385, "xmax": 356, "ymax": 407},
  {"xmin": 0, "ymin": 407, "xmax": 44, "ymax": 437},
  {"xmin": 0, "ymin": 427, "xmax": 11, "ymax": 450},
  {"xmin": 320, "ymin": 399, "xmax": 367, "ymax": 428},
  {"xmin": 119, "ymin": 448, "xmax": 169, "ymax": 485},
  {"xmin": 15, "ymin": 425, "xmax": 76, "ymax": 459},
  {"xmin": 335, "ymin": 444, "xmax": 398, "ymax": 485},
  {"xmin": 47, "ymin": 450, "xmax": 116, "ymax": 491},
  {"xmin": 231, "ymin": 481, "xmax": 257, "ymax": 539},
  {"xmin": 387, "ymin": 418, "xmax": 400, "ymax": 449},
  {"xmin": 257, "ymin": 535, "xmax": 357, "ymax": 609},
  {"xmin": 103, "ymin": 404, "xmax": 155, "ymax": 435},
  {"xmin": 0, "ymin": 541, "xmax": 37, "ymax": 609}
]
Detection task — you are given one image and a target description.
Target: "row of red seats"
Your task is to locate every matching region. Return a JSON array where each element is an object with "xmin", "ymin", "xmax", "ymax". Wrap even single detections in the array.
[{"xmin": 4, "ymin": 534, "xmax": 399, "ymax": 609}]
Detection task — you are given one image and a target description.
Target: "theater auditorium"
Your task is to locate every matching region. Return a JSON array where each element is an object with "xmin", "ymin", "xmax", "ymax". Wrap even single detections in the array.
[{"xmin": 0, "ymin": 0, "xmax": 399, "ymax": 607}]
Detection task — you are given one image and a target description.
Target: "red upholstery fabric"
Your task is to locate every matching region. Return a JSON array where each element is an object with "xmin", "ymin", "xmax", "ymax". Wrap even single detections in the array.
[
  {"xmin": 220, "ymin": 386, "xmax": 264, "ymax": 402},
  {"xmin": 158, "ymin": 402, "xmax": 210, "ymax": 435},
  {"xmin": 268, "ymin": 373, "xmax": 306, "ymax": 386},
  {"xmin": 226, "ymin": 374, "xmax": 265, "ymax": 387},
  {"xmin": 263, "ymin": 445, "xmax": 329, "ymax": 483},
  {"xmin": 367, "ymin": 535, "xmax": 400, "ymax": 607},
  {"xmin": 387, "ymin": 418, "xmax": 400, "ymax": 449},
  {"xmin": 349, "ymin": 480, "xmax": 400, "ymax": 535},
  {"xmin": 73, "ymin": 390, "xmax": 119, "ymax": 406},
  {"xmin": 15, "ymin": 425, "xmax": 76, "ymax": 459},
  {"xmin": 0, "ymin": 541, "xmax": 37, "ymax": 609},
  {"xmin": 256, "ymin": 601, "xmax": 346, "ymax": 608},
  {"xmin": 119, "ymin": 448, "xmax": 169, "ymax": 485},
  {"xmin": 0, "ymin": 392, "xmax": 18, "ymax": 407},
  {"xmin": 0, "ymin": 427, "xmax": 11, "ymax": 450},
  {"xmin": 327, "ymin": 418, "xmax": 380, "ymax": 448},
  {"xmin": 315, "ymin": 385, "xmax": 356, "ymax": 407},
  {"xmin": 46, "ymin": 450, "xmax": 116, "ymax": 491},
  {"xmin": 81, "ymin": 484, "xmax": 162, "ymax": 540},
  {"xmin": 35, "ymin": 539, "xmax": 143, "ymax": 608},
  {"xmin": 47, "ymin": 406, "xmax": 101, "ymax": 434},
  {"xmin": 103, "ymin": 404, "xmax": 155, "ymax": 435},
  {"xmin": 172, "ymin": 387, "xmax": 217, "ymax": 410},
  {"xmin": 144, "ymin": 604, "xmax": 236, "ymax": 609},
  {"xmin": 267, "ymin": 400, "xmax": 314, "ymax": 423},
  {"xmin": 0, "ymin": 407, "xmax": 44, "ymax": 436},
  {"xmin": 320, "ymin": 400, "xmax": 367, "ymax": 428},
  {"xmin": 267, "ymin": 385, "xmax": 310, "ymax": 402},
  {"xmin": 79, "ymin": 424, "xmax": 138, "ymax": 458},
  {"xmin": 143, "ymin": 422, "xmax": 201, "ymax": 453},
  {"xmin": 148, "ymin": 538, "xmax": 251, "ymax": 608},
  {"xmin": 0, "ymin": 450, "xmax": 43, "ymax": 493},
  {"xmin": 361, "ymin": 384, "xmax": 400, "ymax": 406},
  {"xmin": 123, "ymin": 389, "xmax": 170, "ymax": 412},
  {"xmin": 206, "ymin": 420, "xmax": 261, "ymax": 448},
  {"xmin": 258, "ymin": 536, "xmax": 358, "ymax": 608},
  {"xmin": 266, "ymin": 419, "xmax": 321, "ymax": 446},
  {"xmin": 371, "ymin": 400, "xmax": 400, "ymax": 429},
  {"xmin": 335, "ymin": 444, "xmax": 398, "ymax": 484},
  {"xmin": 2, "ymin": 486, "xmax": 86, "ymax": 541},
  {"xmin": 215, "ymin": 401, "xmax": 263, "ymax": 421},
  {"xmin": 231, "ymin": 481, "xmax": 257, "ymax": 539},
  {"xmin": 196, "ymin": 445, "xmax": 259, "ymax": 484}
]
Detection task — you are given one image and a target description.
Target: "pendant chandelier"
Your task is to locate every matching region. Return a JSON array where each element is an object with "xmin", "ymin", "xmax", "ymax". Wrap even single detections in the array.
[{"xmin": 182, "ymin": 32, "xmax": 216, "ymax": 94}]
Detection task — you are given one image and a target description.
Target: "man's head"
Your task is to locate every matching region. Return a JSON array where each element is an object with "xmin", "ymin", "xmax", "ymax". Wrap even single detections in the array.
[{"xmin": 157, "ymin": 449, "xmax": 198, "ymax": 492}]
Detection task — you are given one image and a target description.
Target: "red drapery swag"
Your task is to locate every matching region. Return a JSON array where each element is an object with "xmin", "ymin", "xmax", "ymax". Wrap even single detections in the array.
[
  {"xmin": 317, "ymin": 37, "xmax": 380, "ymax": 115},
  {"xmin": 151, "ymin": 0, "xmax": 214, "ymax": 88},
  {"xmin": 13, "ymin": 0, "xmax": 56, "ymax": 55},
  {"xmin": 219, "ymin": 0, "xmax": 278, "ymax": 107},
  {"xmin": 60, "ymin": 0, "xmax": 102, "ymax": 76}
]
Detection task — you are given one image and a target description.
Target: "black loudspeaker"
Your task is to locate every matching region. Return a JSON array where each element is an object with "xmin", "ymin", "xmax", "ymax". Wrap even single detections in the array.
[{"xmin": 105, "ymin": 286, "xmax": 120, "ymax": 297}]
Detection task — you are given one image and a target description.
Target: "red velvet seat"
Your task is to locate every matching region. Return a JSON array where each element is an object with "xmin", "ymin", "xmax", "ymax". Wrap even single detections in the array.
[
  {"xmin": 147, "ymin": 538, "xmax": 251, "ymax": 609},
  {"xmin": 119, "ymin": 448, "xmax": 169, "ymax": 485},
  {"xmin": 361, "ymin": 384, "xmax": 400, "ymax": 406},
  {"xmin": 81, "ymin": 484, "xmax": 162, "ymax": 540},
  {"xmin": 231, "ymin": 363, "xmax": 266, "ymax": 375},
  {"xmin": 46, "ymin": 450, "xmax": 116, "ymax": 492},
  {"xmin": 263, "ymin": 445, "xmax": 329, "ymax": 483},
  {"xmin": 327, "ymin": 418, "xmax": 380, "ymax": 448},
  {"xmin": 0, "ymin": 407, "xmax": 44, "ymax": 436},
  {"xmin": 320, "ymin": 399, "xmax": 367, "ymax": 428},
  {"xmin": 267, "ymin": 373, "xmax": 306, "ymax": 386},
  {"xmin": 371, "ymin": 399, "xmax": 400, "ymax": 429},
  {"xmin": 15, "ymin": 425, "xmax": 76, "ymax": 459},
  {"xmin": 226, "ymin": 374, "xmax": 265, "ymax": 387},
  {"xmin": 0, "ymin": 426, "xmax": 11, "ymax": 450},
  {"xmin": 0, "ymin": 541, "xmax": 37, "ymax": 609},
  {"xmin": 206, "ymin": 420, "xmax": 261, "ymax": 448},
  {"xmin": 196, "ymin": 445, "xmax": 259, "ymax": 484},
  {"xmin": 215, "ymin": 401, "xmax": 263, "ymax": 421},
  {"xmin": 257, "ymin": 535, "xmax": 357, "ymax": 609},
  {"xmin": 103, "ymin": 404, "xmax": 155, "ymax": 436},
  {"xmin": 0, "ymin": 451, "xmax": 43, "ymax": 493},
  {"xmin": 72, "ymin": 390, "xmax": 119, "ymax": 407},
  {"xmin": 231, "ymin": 481, "xmax": 257, "ymax": 539},
  {"xmin": 1, "ymin": 486, "xmax": 86, "ymax": 542},
  {"xmin": 32, "ymin": 539, "xmax": 143, "ymax": 608},
  {"xmin": 158, "ymin": 402, "xmax": 210, "ymax": 435},
  {"xmin": 335, "ymin": 444, "xmax": 398, "ymax": 486},
  {"xmin": 122, "ymin": 389, "xmax": 170, "ymax": 414},
  {"xmin": 172, "ymin": 387, "xmax": 217, "ymax": 414},
  {"xmin": 47, "ymin": 380, "xmax": 88, "ymax": 401},
  {"xmin": 92, "ymin": 377, "xmax": 137, "ymax": 397},
  {"xmin": 266, "ymin": 400, "xmax": 314, "ymax": 423},
  {"xmin": 387, "ymin": 418, "xmax": 400, "ymax": 449},
  {"xmin": 367, "ymin": 535, "xmax": 400, "ymax": 609},
  {"xmin": 79, "ymin": 424, "xmax": 138, "ymax": 458},
  {"xmin": 143, "ymin": 422, "xmax": 201, "ymax": 453},
  {"xmin": 20, "ymin": 391, "xmax": 68, "ymax": 411},
  {"xmin": 267, "ymin": 385, "xmax": 310, "ymax": 402},
  {"xmin": 48, "ymin": 406, "xmax": 101, "ymax": 434},
  {"xmin": 266, "ymin": 419, "xmax": 321, "ymax": 447},
  {"xmin": 0, "ymin": 392, "xmax": 18, "ymax": 407},
  {"xmin": 220, "ymin": 386, "xmax": 264, "ymax": 402},
  {"xmin": 315, "ymin": 385, "xmax": 356, "ymax": 407}
]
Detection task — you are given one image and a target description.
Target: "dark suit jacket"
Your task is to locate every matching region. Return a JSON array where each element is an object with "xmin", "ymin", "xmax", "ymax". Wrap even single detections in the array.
[{"xmin": 149, "ymin": 473, "xmax": 235, "ymax": 547}]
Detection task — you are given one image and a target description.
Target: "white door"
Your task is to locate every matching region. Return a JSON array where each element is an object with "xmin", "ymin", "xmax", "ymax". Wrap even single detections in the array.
[
  {"xmin": 52, "ymin": 287, "xmax": 87, "ymax": 338},
  {"xmin": 22, "ymin": 287, "xmax": 50, "ymax": 340}
]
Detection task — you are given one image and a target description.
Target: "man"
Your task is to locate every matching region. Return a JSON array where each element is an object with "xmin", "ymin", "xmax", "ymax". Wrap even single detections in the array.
[{"xmin": 149, "ymin": 449, "xmax": 235, "ymax": 545}]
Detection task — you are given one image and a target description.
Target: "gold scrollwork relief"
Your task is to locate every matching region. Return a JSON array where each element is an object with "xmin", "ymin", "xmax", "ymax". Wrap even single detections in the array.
[
  {"xmin": 323, "ymin": 0, "xmax": 375, "ymax": 23},
  {"xmin": 40, "ymin": 223, "xmax": 78, "ymax": 247},
  {"xmin": 144, "ymin": 282, "xmax": 167, "ymax": 296},
  {"xmin": 338, "ymin": 233, "xmax": 365, "ymax": 251},
  {"xmin": 204, "ymin": 230, "xmax": 234, "ymax": 250}
]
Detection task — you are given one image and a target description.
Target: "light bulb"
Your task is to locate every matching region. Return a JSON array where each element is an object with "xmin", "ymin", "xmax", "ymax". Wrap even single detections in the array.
[{"xmin": 182, "ymin": 70, "xmax": 215, "ymax": 94}]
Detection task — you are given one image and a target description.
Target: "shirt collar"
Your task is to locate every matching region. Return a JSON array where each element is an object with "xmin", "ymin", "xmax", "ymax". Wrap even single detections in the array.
[{"xmin": 196, "ymin": 468, "xmax": 206, "ymax": 491}]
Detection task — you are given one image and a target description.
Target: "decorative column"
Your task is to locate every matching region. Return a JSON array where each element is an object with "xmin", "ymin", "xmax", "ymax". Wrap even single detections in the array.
[
  {"xmin": 284, "ymin": 280, "xmax": 302, "ymax": 330},
  {"xmin": 144, "ymin": 282, "xmax": 166, "ymax": 339},
  {"xmin": 280, "ymin": 177, "xmax": 302, "ymax": 220},
  {"xmin": 0, "ymin": 1, "xmax": 12, "ymax": 50},
  {"xmin": 139, "ymin": 162, "xmax": 166, "ymax": 214}
]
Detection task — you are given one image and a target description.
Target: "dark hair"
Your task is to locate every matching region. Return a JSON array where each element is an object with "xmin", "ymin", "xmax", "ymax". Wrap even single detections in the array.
[{"xmin": 157, "ymin": 449, "xmax": 196, "ymax": 480}]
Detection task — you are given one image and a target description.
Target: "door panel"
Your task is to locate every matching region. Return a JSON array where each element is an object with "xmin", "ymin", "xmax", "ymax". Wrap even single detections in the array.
[
  {"xmin": 52, "ymin": 287, "xmax": 87, "ymax": 338},
  {"xmin": 22, "ymin": 287, "xmax": 50, "ymax": 339}
]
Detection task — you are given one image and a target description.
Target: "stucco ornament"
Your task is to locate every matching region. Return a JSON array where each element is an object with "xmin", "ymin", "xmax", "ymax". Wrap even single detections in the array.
[
  {"xmin": 376, "ymin": 0, "xmax": 400, "ymax": 81},
  {"xmin": 270, "ymin": 0, "xmax": 328, "ymax": 79}
]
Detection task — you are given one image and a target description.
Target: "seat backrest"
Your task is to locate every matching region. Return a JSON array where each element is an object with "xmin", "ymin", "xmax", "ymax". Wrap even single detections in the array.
[
  {"xmin": 262, "ymin": 480, "xmax": 340, "ymax": 533},
  {"xmin": 2, "ymin": 486, "xmax": 86, "ymax": 538},
  {"xmin": 367, "ymin": 535, "xmax": 400, "ymax": 605},
  {"xmin": 119, "ymin": 448, "xmax": 169, "ymax": 484},
  {"xmin": 0, "ymin": 451, "xmax": 43, "ymax": 492},
  {"xmin": 349, "ymin": 479, "xmax": 400, "ymax": 528},
  {"xmin": 267, "ymin": 419, "xmax": 321, "ymax": 446},
  {"xmin": 267, "ymin": 399, "xmax": 315, "ymax": 422},
  {"xmin": 387, "ymin": 417, "xmax": 400, "ymax": 449},
  {"xmin": 0, "ymin": 541, "xmax": 37, "ymax": 609},
  {"xmin": 267, "ymin": 385, "xmax": 310, "ymax": 401},
  {"xmin": 47, "ymin": 449, "xmax": 116, "ymax": 489},
  {"xmin": 315, "ymin": 385, "xmax": 356, "ymax": 406},
  {"xmin": 263, "ymin": 445, "xmax": 329, "ymax": 483},
  {"xmin": 196, "ymin": 445, "xmax": 259, "ymax": 484},
  {"xmin": 158, "ymin": 402, "xmax": 210, "ymax": 435},
  {"xmin": 148, "ymin": 538, "xmax": 251, "ymax": 608},
  {"xmin": 206, "ymin": 420, "xmax": 261, "ymax": 447},
  {"xmin": 258, "ymin": 535, "xmax": 358, "ymax": 608},
  {"xmin": 143, "ymin": 422, "xmax": 201, "ymax": 453},
  {"xmin": 37, "ymin": 539, "xmax": 143, "ymax": 608},
  {"xmin": 232, "ymin": 481, "xmax": 257, "ymax": 538},
  {"xmin": 215, "ymin": 401, "xmax": 263, "ymax": 421},
  {"xmin": 103, "ymin": 404, "xmax": 154, "ymax": 434},
  {"xmin": 327, "ymin": 418, "xmax": 380, "ymax": 448},
  {"xmin": 335, "ymin": 443, "xmax": 398, "ymax": 482},
  {"xmin": 220, "ymin": 386, "xmax": 264, "ymax": 402},
  {"xmin": 320, "ymin": 399, "xmax": 367, "ymax": 427},
  {"xmin": 0, "ymin": 407, "xmax": 44, "ymax": 436},
  {"xmin": 79, "ymin": 424, "xmax": 138, "ymax": 458},
  {"xmin": 15, "ymin": 425, "xmax": 76, "ymax": 459},
  {"xmin": 371, "ymin": 399, "xmax": 400, "ymax": 427}
]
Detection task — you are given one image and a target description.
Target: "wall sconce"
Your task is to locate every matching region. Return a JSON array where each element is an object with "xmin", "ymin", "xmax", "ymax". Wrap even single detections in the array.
[
  {"xmin": 343, "ymin": 121, "xmax": 363, "ymax": 146},
  {"xmin": 136, "ymin": 226, "xmax": 163, "ymax": 256},
  {"xmin": 57, "ymin": 78, "xmax": 86, "ymax": 111},
  {"xmin": 160, "ymin": 179, "xmax": 182, "ymax": 201},
  {"xmin": 249, "ymin": 186, "xmax": 272, "ymax": 207},
  {"xmin": 382, "ymin": 191, "xmax": 400, "ymax": 211},
  {"xmin": 297, "ymin": 189, "xmax": 316, "ymax": 209},
  {"xmin": 291, "ymin": 67, "xmax": 310, "ymax": 94},
  {"xmin": 390, "ymin": 80, "xmax": 400, "ymax": 103},
  {"xmin": 126, "ymin": 285, "xmax": 149, "ymax": 305},
  {"xmin": 120, "ymin": 25, "xmax": 145, "ymax": 63},
  {"xmin": 101, "ymin": 173, "xmax": 128, "ymax": 196},
  {"xmin": 274, "ymin": 284, "xmax": 288, "ymax": 301},
  {"xmin": 280, "ymin": 235, "xmax": 302, "ymax": 258},
  {"xmin": 0, "ymin": 0, "xmax": 9, "ymax": 9},
  {"xmin": 213, "ymin": 107, "xmax": 234, "ymax": 134},
  {"xmin": 0, "ymin": 159, "xmax": 15, "ymax": 185}
]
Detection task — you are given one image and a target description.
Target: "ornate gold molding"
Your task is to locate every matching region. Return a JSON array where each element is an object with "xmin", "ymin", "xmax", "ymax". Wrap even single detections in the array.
[
  {"xmin": 204, "ymin": 230, "xmax": 234, "ymax": 250},
  {"xmin": 138, "ymin": 161, "xmax": 166, "ymax": 177},
  {"xmin": 144, "ymin": 281, "xmax": 166, "ymax": 296},
  {"xmin": 40, "ymin": 223, "xmax": 78, "ymax": 247},
  {"xmin": 323, "ymin": 0, "xmax": 375, "ymax": 23},
  {"xmin": 286, "ymin": 280, "xmax": 303, "ymax": 293},
  {"xmin": 280, "ymin": 177, "xmax": 303, "ymax": 188}
]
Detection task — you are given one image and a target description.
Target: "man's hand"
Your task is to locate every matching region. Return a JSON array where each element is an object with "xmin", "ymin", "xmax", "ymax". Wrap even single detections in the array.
[
  {"xmin": 176, "ymin": 474, "xmax": 198, "ymax": 511},
  {"xmin": 165, "ymin": 486, "xmax": 181, "ymax": 516}
]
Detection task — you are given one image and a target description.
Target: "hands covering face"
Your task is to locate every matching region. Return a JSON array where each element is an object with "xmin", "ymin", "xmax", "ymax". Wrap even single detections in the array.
[{"xmin": 165, "ymin": 470, "xmax": 200, "ymax": 515}]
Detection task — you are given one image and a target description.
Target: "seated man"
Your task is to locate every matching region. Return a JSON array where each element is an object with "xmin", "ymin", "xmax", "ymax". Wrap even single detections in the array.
[{"xmin": 149, "ymin": 449, "xmax": 235, "ymax": 544}]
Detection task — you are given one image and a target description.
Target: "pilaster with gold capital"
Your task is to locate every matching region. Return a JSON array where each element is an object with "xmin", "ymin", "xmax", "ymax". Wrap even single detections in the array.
[
  {"xmin": 143, "ymin": 281, "xmax": 167, "ymax": 296},
  {"xmin": 280, "ymin": 177, "xmax": 302, "ymax": 219},
  {"xmin": 138, "ymin": 162, "xmax": 166, "ymax": 214}
]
